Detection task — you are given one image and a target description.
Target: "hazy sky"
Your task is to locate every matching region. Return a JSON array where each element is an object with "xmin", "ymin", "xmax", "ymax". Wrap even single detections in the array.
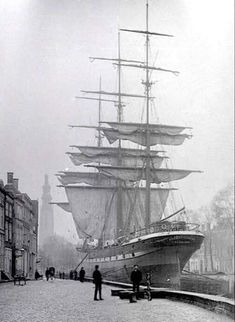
[{"xmin": 0, "ymin": 0, "xmax": 233, "ymax": 242}]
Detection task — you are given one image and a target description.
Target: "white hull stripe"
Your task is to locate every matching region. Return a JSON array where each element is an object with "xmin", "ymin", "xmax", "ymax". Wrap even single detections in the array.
[{"xmin": 122, "ymin": 230, "xmax": 204, "ymax": 246}]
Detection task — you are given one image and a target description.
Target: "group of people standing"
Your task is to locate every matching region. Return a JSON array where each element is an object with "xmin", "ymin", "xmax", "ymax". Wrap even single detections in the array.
[
  {"xmin": 41, "ymin": 264, "xmax": 148, "ymax": 301},
  {"xmin": 65, "ymin": 267, "xmax": 86, "ymax": 281},
  {"xmin": 92, "ymin": 264, "xmax": 149, "ymax": 301}
]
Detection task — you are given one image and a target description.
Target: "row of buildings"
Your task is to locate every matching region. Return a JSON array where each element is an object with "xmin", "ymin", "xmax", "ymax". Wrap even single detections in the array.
[{"xmin": 0, "ymin": 172, "xmax": 39, "ymax": 280}]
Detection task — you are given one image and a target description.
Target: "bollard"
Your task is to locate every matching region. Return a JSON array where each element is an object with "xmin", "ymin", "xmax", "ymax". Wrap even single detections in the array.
[{"xmin": 129, "ymin": 292, "xmax": 137, "ymax": 303}]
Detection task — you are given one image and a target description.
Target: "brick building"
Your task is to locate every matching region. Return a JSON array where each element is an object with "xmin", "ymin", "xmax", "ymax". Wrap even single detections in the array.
[
  {"xmin": 0, "ymin": 172, "xmax": 38, "ymax": 280},
  {"xmin": 0, "ymin": 181, "xmax": 5, "ymax": 277}
]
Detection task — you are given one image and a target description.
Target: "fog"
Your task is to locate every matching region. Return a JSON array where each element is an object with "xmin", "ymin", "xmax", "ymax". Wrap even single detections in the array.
[{"xmin": 0, "ymin": 0, "xmax": 233, "ymax": 242}]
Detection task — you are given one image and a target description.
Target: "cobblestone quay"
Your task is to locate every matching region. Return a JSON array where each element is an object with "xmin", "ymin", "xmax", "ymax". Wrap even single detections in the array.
[{"xmin": 0, "ymin": 279, "xmax": 233, "ymax": 322}]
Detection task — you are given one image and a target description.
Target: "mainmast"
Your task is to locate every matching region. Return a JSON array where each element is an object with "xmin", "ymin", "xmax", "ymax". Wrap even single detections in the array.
[
  {"xmin": 145, "ymin": 1, "xmax": 151, "ymax": 228},
  {"xmin": 120, "ymin": 1, "xmax": 174, "ymax": 229}
]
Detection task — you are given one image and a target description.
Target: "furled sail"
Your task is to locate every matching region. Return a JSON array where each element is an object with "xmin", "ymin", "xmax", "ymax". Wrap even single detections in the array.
[
  {"xmin": 102, "ymin": 128, "xmax": 190, "ymax": 146},
  {"xmin": 71, "ymin": 146, "xmax": 164, "ymax": 156},
  {"xmin": 57, "ymin": 171, "xmax": 116, "ymax": 186},
  {"xmin": 67, "ymin": 151, "xmax": 164, "ymax": 168},
  {"xmin": 65, "ymin": 185, "xmax": 172, "ymax": 239},
  {"xmin": 92, "ymin": 165, "xmax": 200, "ymax": 183},
  {"xmin": 104, "ymin": 122, "xmax": 191, "ymax": 135}
]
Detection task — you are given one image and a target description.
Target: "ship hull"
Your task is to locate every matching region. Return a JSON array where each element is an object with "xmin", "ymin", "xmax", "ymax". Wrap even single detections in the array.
[{"xmin": 78, "ymin": 231, "xmax": 204, "ymax": 288}]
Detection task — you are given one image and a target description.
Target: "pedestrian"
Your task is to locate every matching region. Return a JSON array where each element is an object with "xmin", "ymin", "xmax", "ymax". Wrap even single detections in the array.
[
  {"xmin": 74, "ymin": 270, "xmax": 78, "ymax": 280},
  {"xmin": 62, "ymin": 272, "xmax": 65, "ymax": 279},
  {"xmin": 79, "ymin": 267, "xmax": 85, "ymax": 282},
  {"xmin": 130, "ymin": 265, "xmax": 142, "ymax": 299},
  {"xmin": 49, "ymin": 267, "xmax": 55, "ymax": 280},
  {"xmin": 45, "ymin": 268, "xmax": 50, "ymax": 281},
  {"xmin": 35, "ymin": 270, "xmax": 40, "ymax": 280},
  {"xmin": 92, "ymin": 265, "xmax": 103, "ymax": 301}
]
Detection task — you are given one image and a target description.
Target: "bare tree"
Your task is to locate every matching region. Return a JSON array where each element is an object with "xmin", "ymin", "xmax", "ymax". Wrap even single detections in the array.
[{"xmin": 211, "ymin": 183, "xmax": 234, "ymax": 232}]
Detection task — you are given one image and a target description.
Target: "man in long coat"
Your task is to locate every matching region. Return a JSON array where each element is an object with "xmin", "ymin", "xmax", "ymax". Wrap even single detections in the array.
[
  {"xmin": 79, "ymin": 267, "xmax": 85, "ymax": 282},
  {"xmin": 92, "ymin": 265, "xmax": 103, "ymax": 301},
  {"xmin": 130, "ymin": 265, "xmax": 142, "ymax": 298}
]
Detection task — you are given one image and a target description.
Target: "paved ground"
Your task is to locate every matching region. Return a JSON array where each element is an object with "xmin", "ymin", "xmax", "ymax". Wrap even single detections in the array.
[{"xmin": 0, "ymin": 279, "xmax": 233, "ymax": 322}]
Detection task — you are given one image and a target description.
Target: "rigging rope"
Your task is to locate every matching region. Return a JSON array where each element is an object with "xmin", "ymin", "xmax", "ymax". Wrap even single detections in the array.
[
  {"xmin": 99, "ymin": 188, "xmax": 118, "ymax": 242},
  {"xmin": 74, "ymin": 253, "xmax": 89, "ymax": 271}
]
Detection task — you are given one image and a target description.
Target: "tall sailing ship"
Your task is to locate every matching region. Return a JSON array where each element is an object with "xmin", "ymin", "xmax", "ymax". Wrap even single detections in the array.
[{"xmin": 53, "ymin": 2, "xmax": 204, "ymax": 288}]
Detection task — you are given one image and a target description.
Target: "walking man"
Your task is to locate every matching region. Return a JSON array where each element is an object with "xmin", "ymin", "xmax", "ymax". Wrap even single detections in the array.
[
  {"xmin": 92, "ymin": 265, "xmax": 103, "ymax": 301},
  {"xmin": 79, "ymin": 267, "xmax": 85, "ymax": 282},
  {"xmin": 130, "ymin": 265, "xmax": 142, "ymax": 299},
  {"xmin": 45, "ymin": 268, "xmax": 50, "ymax": 281}
]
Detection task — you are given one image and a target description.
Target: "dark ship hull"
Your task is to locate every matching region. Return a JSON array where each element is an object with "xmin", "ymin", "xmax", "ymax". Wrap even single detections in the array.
[{"xmin": 79, "ymin": 229, "xmax": 204, "ymax": 288}]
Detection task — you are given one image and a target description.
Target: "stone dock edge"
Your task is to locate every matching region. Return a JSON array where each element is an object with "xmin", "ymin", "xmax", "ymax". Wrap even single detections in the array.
[{"xmin": 101, "ymin": 279, "xmax": 234, "ymax": 319}]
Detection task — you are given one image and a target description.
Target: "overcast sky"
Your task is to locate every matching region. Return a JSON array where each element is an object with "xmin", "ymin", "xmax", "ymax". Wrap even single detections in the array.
[{"xmin": 0, "ymin": 0, "xmax": 233, "ymax": 242}]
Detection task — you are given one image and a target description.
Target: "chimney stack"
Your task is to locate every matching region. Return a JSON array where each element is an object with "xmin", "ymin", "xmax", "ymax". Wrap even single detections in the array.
[
  {"xmin": 13, "ymin": 178, "xmax": 19, "ymax": 190},
  {"xmin": 7, "ymin": 172, "xmax": 14, "ymax": 184}
]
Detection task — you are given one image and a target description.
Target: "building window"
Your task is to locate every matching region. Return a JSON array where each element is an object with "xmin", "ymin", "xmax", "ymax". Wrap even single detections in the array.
[
  {"xmin": 8, "ymin": 204, "xmax": 13, "ymax": 218},
  {"xmin": 4, "ymin": 221, "xmax": 12, "ymax": 243},
  {"xmin": 0, "ymin": 195, "xmax": 4, "ymax": 206},
  {"xmin": 0, "ymin": 206, "xmax": 4, "ymax": 230},
  {"xmin": 5, "ymin": 221, "xmax": 9, "ymax": 241},
  {"xmin": 0, "ymin": 233, "xmax": 4, "ymax": 250},
  {"xmin": 9, "ymin": 223, "xmax": 12, "ymax": 242},
  {"xmin": 6, "ymin": 203, "xmax": 9, "ymax": 216}
]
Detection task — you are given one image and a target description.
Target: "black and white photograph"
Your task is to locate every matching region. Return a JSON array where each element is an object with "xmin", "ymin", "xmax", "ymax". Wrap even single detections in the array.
[{"xmin": 0, "ymin": 0, "xmax": 234, "ymax": 321}]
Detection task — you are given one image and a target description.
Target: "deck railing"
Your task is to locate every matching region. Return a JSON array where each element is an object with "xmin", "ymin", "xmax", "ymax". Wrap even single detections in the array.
[
  {"xmin": 82, "ymin": 221, "xmax": 202, "ymax": 249},
  {"xmin": 122, "ymin": 221, "xmax": 201, "ymax": 241}
]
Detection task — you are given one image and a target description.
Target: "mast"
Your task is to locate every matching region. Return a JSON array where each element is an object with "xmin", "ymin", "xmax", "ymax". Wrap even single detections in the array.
[
  {"xmin": 117, "ymin": 31, "xmax": 123, "ymax": 237},
  {"xmin": 145, "ymin": 0, "xmax": 151, "ymax": 228},
  {"xmin": 118, "ymin": 32, "xmax": 122, "ymax": 125},
  {"xmin": 98, "ymin": 77, "xmax": 102, "ymax": 147},
  {"xmin": 119, "ymin": 1, "xmax": 174, "ymax": 228}
]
